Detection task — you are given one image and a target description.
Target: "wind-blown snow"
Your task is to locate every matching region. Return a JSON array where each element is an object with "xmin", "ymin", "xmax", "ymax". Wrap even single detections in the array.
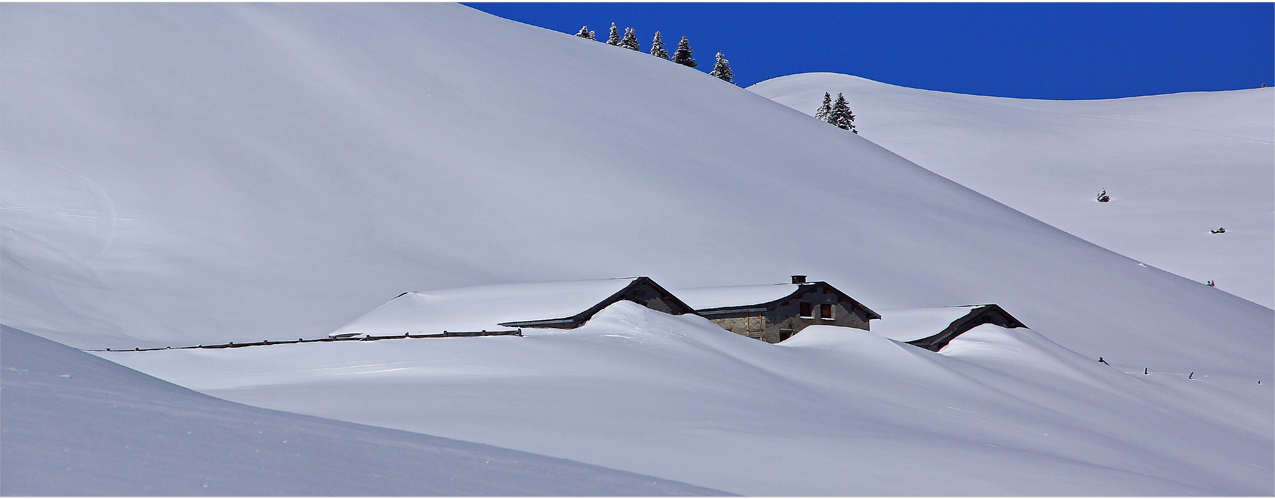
[
  {"xmin": 672, "ymin": 283, "xmax": 805, "ymax": 310},
  {"xmin": 2, "ymin": 3, "xmax": 1272, "ymax": 495},
  {"xmin": 106, "ymin": 302, "xmax": 1274, "ymax": 495},
  {"xmin": 0, "ymin": 325, "xmax": 726, "ymax": 496},
  {"xmin": 330, "ymin": 278, "xmax": 639, "ymax": 337},
  {"xmin": 750, "ymin": 73, "xmax": 1275, "ymax": 308},
  {"xmin": 869, "ymin": 306, "xmax": 980, "ymax": 342}
]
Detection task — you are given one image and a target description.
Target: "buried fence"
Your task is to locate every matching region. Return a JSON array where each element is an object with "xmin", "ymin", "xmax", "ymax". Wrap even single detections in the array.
[{"xmin": 86, "ymin": 329, "xmax": 523, "ymax": 352}]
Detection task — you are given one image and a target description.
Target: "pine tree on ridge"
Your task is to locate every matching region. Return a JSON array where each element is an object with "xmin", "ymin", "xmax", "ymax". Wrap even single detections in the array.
[
  {"xmin": 606, "ymin": 22, "xmax": 621, "ymax": 45},
  {"xmin": 620, "ymin": 27, "xmax": 640, "ymax": 51},
  {"xmin": 672, "ymin": 36, "xmax": 696, "ymax": 68},
  {"xmin": 815, "ymin": 92, "xmax": 832, "ymax": 123},
  {"xmin": 709, "ymin": 52, "xmax": 735, "ymax": 84},
  {"xmin": 829, "ymin": 93, "xmax": 857, "ymax": 133},
  {"xmin": 575, "ymin": 26, "xmax": 595, "ymax": 40},
  {"xmin": 650, "ymin": 31, "xmax": 669, "ymax": 59}
]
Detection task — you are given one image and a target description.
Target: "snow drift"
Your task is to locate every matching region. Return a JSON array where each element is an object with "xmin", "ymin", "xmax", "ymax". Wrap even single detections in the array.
[
  {"xmin": 2, "ymin": 3, "xmax": 1271, "ymax": 495},
  {"xmin": 108, "ymin": 302, "xmax": 1274, "ymax": 495},
  {"xmin": 2, "ymin": 2, "xmax": 1267, "ymax": 378},
  {"xmin": 0, "ymin": 325, "xmax": 725, "ymax": 496}
]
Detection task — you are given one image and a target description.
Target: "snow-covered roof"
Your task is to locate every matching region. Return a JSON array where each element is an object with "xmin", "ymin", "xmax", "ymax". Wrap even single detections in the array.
[
  {"xmin": 330, "ymin": 278, "xmax": 642, "ymax": 336},
  {"xmin": 673, "ymin": 283, "xmax": 801, "ymax": 310},
  {"xmin": 870, "ymin": 306, "xmax": 982, "ymax": 343}
]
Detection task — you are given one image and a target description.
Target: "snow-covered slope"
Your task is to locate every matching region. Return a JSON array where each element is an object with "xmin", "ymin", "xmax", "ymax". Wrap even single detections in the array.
[
  {"xmin": 2, "ymin": 3, "xmax": 1272, "ymax": 494},
  {"xmin": 749, "ymin": 73, "xmax": 1275, "ymax": 308},
  {"xmin": 0, "ymin": 325, "xmax": 724, "ymax": 496},
  {"xmin": 3, "ymin": 3, "xmax": 1268, "ymax": 378},
  {"xmin": 106, "ymin": 302, "xmax": 1274, "ymax": 495}
]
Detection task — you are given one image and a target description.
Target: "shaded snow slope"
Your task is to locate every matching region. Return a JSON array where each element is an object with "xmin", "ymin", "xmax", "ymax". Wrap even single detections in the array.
[
  {"xmin": 2, "ymin": 3, "xmax": 1269, "ymax": 381},
  {"xmin": 750, "ymin": 73, "xmax": 1275, "ymax": 308},
  {"xmin": 105, "ymin": 302, "xmax": 1274, "ymax": 496},
  {"xmin": 0, "ymin": 325, "xmax": 726, "ymax": 496}
]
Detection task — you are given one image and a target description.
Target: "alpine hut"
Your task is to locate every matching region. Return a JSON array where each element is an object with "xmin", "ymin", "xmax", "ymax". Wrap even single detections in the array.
[
  {"xmin": 674, "ymin": 276, "xmax": 880, "ymax": 343},
  {"xmin": 871, "ymin": 304, "xmax": 1026, "ymax": 352},
  {"xmin": 329, "ymin": 277, "xmax": 693, "ymax": 339}
]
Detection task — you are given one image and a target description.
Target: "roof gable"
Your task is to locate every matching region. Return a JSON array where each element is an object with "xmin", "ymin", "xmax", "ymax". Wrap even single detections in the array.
[
  {"xmin": 330, "ymin": 278, "xmax": 643, "ymax": 336},
  {"xmin": 675, "ymin": 281, "xmax": 880, "ymax": 319}
]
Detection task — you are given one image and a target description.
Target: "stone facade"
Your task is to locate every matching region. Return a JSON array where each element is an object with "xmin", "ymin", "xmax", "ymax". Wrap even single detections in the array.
[{"xmin": 697, "ymin": 282, "xmax": 877, "ymax": 343}]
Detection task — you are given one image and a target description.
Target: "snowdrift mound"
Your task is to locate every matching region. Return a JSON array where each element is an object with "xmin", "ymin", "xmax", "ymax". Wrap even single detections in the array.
[
  {"xmin": 107, "ymin": 302, "xmax": 1274, "ymax": 495},
  {"xmin": 750, "ymin": 73, "xmax": 1275, "ymax": 308},
  {"xmin": 0, "ymin": 324, "xmax": 727, "ymax": 496},
  {"xmin": 2, "ymin": 3, "xmax": 1268, "ymax": 380}
]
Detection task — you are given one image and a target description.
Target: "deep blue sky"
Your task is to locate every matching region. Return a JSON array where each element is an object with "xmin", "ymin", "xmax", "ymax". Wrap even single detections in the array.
[{"xmin": 466, "ymin": 3, "xmax": 1275, "ymax": 100}]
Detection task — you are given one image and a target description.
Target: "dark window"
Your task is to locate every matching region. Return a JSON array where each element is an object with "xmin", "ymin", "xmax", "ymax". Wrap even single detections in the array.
[
  {"xmin": 799, "ymin": 302, "xmax": 813, "ymax": 318},
  {"xmin": 779, "ymin": 329, "xmax": 794, "ymax": 341},
  {"xmin": 820, "ymin": 303, "xmax": 833, "ymax": 320}
]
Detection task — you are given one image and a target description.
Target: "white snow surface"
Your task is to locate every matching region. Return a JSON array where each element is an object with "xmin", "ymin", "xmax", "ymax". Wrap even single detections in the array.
[
  {"xmin": 0, "ymin": 325, "xmax": 725, "ymax": 496},
  {"xmin": 870, "ymin": 306, "xmax": 980, "ymax": 342},
  {"xmin": 749, "ymin": 73, "xmax": 1275, "ymax": 308},
  {"xmin": 107, "ymin": 302, "xmax": 1274, "ymax": 496},
  {"xmin": 672, "ymin": 283, "xmax": 802, "ymax": 310},
  {"xmin": 330, "ymin": 278, "xmax": 638, "ymax": 337},
  {"xmin": 2, "ymin": 3, "xmax": 1272, "ymax": 495}
]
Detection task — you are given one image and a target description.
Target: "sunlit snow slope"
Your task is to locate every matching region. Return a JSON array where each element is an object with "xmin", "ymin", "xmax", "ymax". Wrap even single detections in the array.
[
  {"xmin": 0, "ymin": 325, "xmax": 726, "ymax": 496},
  {"xmin": 3, "ymin": 3, "xmax": 1268, "ymax": 378},
  {"xmin": 750, "ymin": 73, "xmax": 1275, "ymax": 308},
  {"xmin": 3, "ymin": 3, "xmax": 1273, "ymax": 494}
]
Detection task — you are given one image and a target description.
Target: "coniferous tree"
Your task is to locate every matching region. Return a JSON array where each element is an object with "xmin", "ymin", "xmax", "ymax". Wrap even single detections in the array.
[
  {"xmin": 575, "ymin": 26, "xmax": 595, "ymax": 40},
  {"xmin": 672, "ymin": 36, "xmax": 696, "ymax": 68},
  {"xmin": 814, "ymin": 92, "xmax": 832, "ymax": 123},
  {"xmin": 619, "ymin": 27, "xmax": 640, "ymax": 51},
  {"xmin": 650, "ymin": 31, "xmax": 669, "ymax": 59},
  {"xmin": 829, "ymin": 93, "xmax": 857, "ymax": 133},
  {"xmin": 709, "ymin": 52, "xmax": 735, "ymax": 84},
  {"xmin": 606, "ymin": 22, "xmax": 621, "ymax": 45}
]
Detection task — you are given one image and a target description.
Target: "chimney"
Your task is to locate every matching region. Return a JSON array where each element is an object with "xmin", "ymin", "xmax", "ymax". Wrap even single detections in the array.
[{"xmin": 791, "ymin": 275, "xmax": 807, "ymax": 284}]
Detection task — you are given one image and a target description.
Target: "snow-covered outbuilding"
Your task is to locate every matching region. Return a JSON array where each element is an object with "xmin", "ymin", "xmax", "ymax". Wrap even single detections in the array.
[
  {"xmin": 872, "ymin": 304, "xmax": 1026, "ymax": 351},
  {"xmin": 329, "ymin": 277, "xmax": 694, "ymax": 338},
  {"xmin": 674, "ymin": 276, "xmax": 880, "ymax": 343}
]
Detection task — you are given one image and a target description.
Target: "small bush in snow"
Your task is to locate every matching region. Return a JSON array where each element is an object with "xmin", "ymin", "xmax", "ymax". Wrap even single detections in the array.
[{"xmin": 1096, "ymin": 190, "xmax": 1110, "ymax": 202}]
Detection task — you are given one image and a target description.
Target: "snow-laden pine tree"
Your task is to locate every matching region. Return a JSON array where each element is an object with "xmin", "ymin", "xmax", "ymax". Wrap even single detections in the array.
[
  {"xmin": 814, "ymin": 92, "xmax": 832, "ymax": 123},
  {"xmin": 575, "ymin": 26, "xmax": 595, "ymax": 40},
  {"xmin": 606, "ymin": 23, "xmax": 621, "ymax": 45},
  {"xmin": 650, "ymin": 31, "xmax": 669, "ymax": 59},
  {"xmin": 709, "ymin": 52, "xmax": 735, "ymax": 84},
  {"xmin": 829, "ymin": 93, "xmax": 857, "ymax": 133},
  {"xmin": 672, "ymin": 36, "xmax": 696, "ymax": 68},
  {"xmin": 620, "ymin": 27, "xmax": 640, "ymax": 51}
]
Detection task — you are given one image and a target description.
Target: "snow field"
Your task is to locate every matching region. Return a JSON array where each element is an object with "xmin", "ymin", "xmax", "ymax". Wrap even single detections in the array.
[
  {"xmin": 750, "ymin": 73, "xmax": 1275, "ymax": 308},
  {"xmin": 105, "ymin": 302, "xmax": 1274, "ymax": 495}
]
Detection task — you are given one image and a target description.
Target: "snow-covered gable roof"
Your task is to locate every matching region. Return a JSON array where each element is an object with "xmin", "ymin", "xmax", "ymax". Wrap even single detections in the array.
[
  {"xmin": 674, "ymin": 281, "xmax": 880, "ymax": 319},
  {"xmin": 331, "ymin": 278, "xmax": 648, "ymax": 337},
  {"xmin": 871, "ymin": 306, "xmax": 983, "ymax": 343},
  {"xmin": 872, "ymin": 305, "xmax": 1026, "ymax": 351},
  {"xmin": 674, "ymin": 284, "xmax": 802, "ymax": 311}
]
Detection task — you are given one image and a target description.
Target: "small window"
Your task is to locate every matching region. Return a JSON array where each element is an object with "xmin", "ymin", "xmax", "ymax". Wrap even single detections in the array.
[
  {"xmin": 799, "ymin": 302, "xmax": 813, "ymax": 318},
  {"xmin": 820, "ymin": 303, "xmax": 833, "ymax": 320}
]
